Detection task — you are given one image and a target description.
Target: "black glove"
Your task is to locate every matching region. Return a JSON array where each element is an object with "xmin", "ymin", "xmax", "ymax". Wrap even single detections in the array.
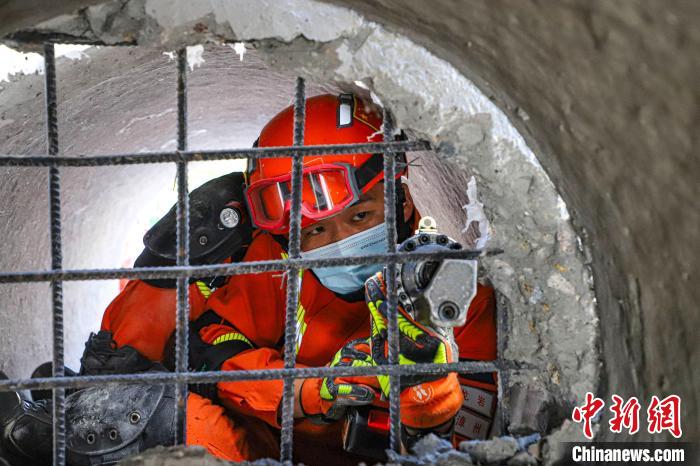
[
  {"xmin": 299, "ymin": 338, "xmax": 379, "ymax": 424},
  {"xmin": 79, "ymin": 330, "xmax": 166, "ymax": 375},
  {"xmin": 162, "ymin": 310, "xmax": 256, "ymax": 401}
]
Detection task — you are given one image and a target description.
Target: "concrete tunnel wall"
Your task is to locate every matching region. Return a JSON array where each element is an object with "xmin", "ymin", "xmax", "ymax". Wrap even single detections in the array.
[
  {"xmin": 325, "ymin": 0, "xmax": 700, "ymax": 442},
  {"xmin": 0, "ymin": 46, "xmax": 347, "ymax": 374},
  {"xmin": 0, "ymin": 0, "xmax": 697, "ymax": 447}
]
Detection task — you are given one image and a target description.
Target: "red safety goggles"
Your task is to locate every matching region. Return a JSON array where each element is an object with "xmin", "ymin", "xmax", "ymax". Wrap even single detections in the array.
[{"xmin": 244, "ymin": 163, "xmax": 364, "ymax": 232}]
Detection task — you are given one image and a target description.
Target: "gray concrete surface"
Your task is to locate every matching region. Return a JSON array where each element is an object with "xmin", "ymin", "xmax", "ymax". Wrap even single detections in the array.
[{"xmin": 0, "ymin": 0, "xmax": 697, "ymax": 461}]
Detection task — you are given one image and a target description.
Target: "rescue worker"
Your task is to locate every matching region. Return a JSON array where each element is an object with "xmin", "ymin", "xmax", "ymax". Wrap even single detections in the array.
[{"xmin": 0, "ymin": 94, "xmax": 496, "ymax": 465}]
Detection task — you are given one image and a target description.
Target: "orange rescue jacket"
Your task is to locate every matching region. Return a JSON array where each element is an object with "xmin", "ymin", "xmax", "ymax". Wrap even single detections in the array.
[{"xmin": 101, "ymin": 231, "xmax": 497, "ymax": 430}]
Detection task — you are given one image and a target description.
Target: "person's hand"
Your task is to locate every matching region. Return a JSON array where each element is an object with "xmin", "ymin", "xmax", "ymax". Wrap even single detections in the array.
[
  {"xmin": 80, "ymin": 331, "xmax": 166, "ymax": 375},
  {"xmin": 299, "ymin": 338, "xmax": 381, "ymax": 424},
  {"xmin": 365, "ymin": 271, "xmax": 463, "ymax": 430}
]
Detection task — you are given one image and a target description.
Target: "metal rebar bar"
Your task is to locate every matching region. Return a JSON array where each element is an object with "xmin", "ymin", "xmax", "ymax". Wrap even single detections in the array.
[
  {"xmin": 174, "ymin": 47, "xmax": 190, "ymax": 445},
  {"xmin": 381, "ymin": 108, "xmax": 402, "ymax": 452},
  {"xmin": 44, "ymin": 42, "xmax": 66, "ymax": 466},
  {"xmin": 6, "ymin": 30, "xmax": 133, "ymax": 46},
  {"xmin": 280, "ymin": 76, "xmax": 305, "ymax": 465},
  {"xmin": 0, "ymin": 140, "xmax": 429, "ymax": 167},
  {"xmin": 496, "ymin": 292, "xmax": 510, "ymax": 434},
  {"xmin": 0, "ymin": 360, "xmax": 527, "ymax": 392},
  {"xmin": 0, "ymin": 249, "xmax": 483, "ymax": 284}
]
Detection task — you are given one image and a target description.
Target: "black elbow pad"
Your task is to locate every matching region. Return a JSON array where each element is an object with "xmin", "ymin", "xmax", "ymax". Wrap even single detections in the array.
[{"xmin": 134, "ymin": 171, "xmax": 253, "ymax": 287}]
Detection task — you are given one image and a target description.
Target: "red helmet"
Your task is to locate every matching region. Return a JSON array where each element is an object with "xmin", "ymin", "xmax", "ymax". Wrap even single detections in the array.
[{"xmin": 245, "ymin": 93, "xmax": 406, "ymax": 234}]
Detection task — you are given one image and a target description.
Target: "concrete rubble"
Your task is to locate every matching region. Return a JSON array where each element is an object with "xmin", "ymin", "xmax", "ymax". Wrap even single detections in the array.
[
  {"xmin": 507, "ymin": 384, "xmax": 554, "ymax": 436},
  {"xmin": 119, "ymin": 435, "xmax": 544, "ymax": 466}
]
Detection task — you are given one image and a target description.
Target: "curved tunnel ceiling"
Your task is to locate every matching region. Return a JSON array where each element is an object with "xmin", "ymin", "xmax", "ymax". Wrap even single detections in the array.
[{"xmin": 0, "ymin": 0, "xmax": 698, "ymax": 445}]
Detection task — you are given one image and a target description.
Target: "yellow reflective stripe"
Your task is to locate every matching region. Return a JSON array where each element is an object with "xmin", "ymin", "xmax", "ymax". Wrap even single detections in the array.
[
  {"xmin": 195, "ymin": 280, "xmax": 212, "ymax": 299},
  {"xmin": 212, "ymin": 332, "xmax": 252, "ymax": 347},
  {"xmin": 371, "ymin": 321, "xmax": 378, "ymax": 337},
  {"xmin": 281, "ymin": 252, "xmax": 306, "ymax": 350},
  {"xmin": 297, "ymin": 303, "xmax": 306, "ymax": 326},
  {"xmin": 281, "ymin": 252, "xmax": 304, "ymax": 278},
  {"xmin": 296, "ymin": 303, "xmax": 307, "ymax": 352}
]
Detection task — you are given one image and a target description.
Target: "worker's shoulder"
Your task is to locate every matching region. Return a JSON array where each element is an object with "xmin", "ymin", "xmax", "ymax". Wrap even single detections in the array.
[
  {"xmin": 472, "ymin": 283, "xmax": 495, "ymax": 309},
  {"xmin": 204, "ymin": 232, "xmax": 286, "ymax": 307},
  {"xmin": 459, "ymin": 283, "xmax": 496, "ymax": 333},
  {"xmin": 455, "ymin": 283, "xmax": 497, "ymax": 360},
  {"xmin": 243, "ymin": 230, "xmax": 287, "ymax": 261}
]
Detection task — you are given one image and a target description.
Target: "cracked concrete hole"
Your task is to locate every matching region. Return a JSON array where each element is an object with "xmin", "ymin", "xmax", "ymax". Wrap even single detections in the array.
[{"xmin": 0, "ymin": 0, "xmax": 605, "ymax": 463}]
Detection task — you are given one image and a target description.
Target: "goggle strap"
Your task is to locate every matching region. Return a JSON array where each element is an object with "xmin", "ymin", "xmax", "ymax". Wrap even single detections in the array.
[
  {"xmin": 308, "ymin": 173, "xmax": 329, "ymax": 210},
  {"xmin": 354, "ymin": 151, "xmax": 408, "ymax": 189},
  {"xmin": 278, "ymin": 181, "xmax": 291, "ymax": 200}
]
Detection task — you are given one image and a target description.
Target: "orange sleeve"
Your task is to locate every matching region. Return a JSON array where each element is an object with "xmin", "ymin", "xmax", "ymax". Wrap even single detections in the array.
[
  {"xmin": 204, "ymin": 271, "xmax": 289, "ymax": 428},
  {"xmin": 194, "ymin": 320, "xmax": 290, "ymax": 428},
  {"xmin": 216, "ymin": 349, "xmax": 296, "ymax": 428},
  {"xmin": 101, "ymin": 279, "xmax": 208, "ymax": 361},
  {"xmin": 454, "ymin": 284, "xmax": 497, "ymax": 361},
  {"xmin": 197, "ymin": 234, "xmax": 290, "ymax": 427}
]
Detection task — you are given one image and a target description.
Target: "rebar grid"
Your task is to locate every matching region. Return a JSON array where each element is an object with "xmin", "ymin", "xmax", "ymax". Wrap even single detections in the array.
[{"xmin": 0, "ymin": 42, "xmax": 514, "ymax": 466}]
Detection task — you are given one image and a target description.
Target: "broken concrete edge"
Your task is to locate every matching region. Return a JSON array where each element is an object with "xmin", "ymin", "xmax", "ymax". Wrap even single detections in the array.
[
  {"xmin": 0, "ymin": 0, "xmax": 600, "ymax": 450},
  {"xmin": 119, "ymin": 434, "xmax": 546, "ymax": 466}
]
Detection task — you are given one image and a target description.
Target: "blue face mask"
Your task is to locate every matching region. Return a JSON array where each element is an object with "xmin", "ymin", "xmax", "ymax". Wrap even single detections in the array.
[{"xmin": 300, "ymin": 223, "xmax": 388, "ymax": 295}]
